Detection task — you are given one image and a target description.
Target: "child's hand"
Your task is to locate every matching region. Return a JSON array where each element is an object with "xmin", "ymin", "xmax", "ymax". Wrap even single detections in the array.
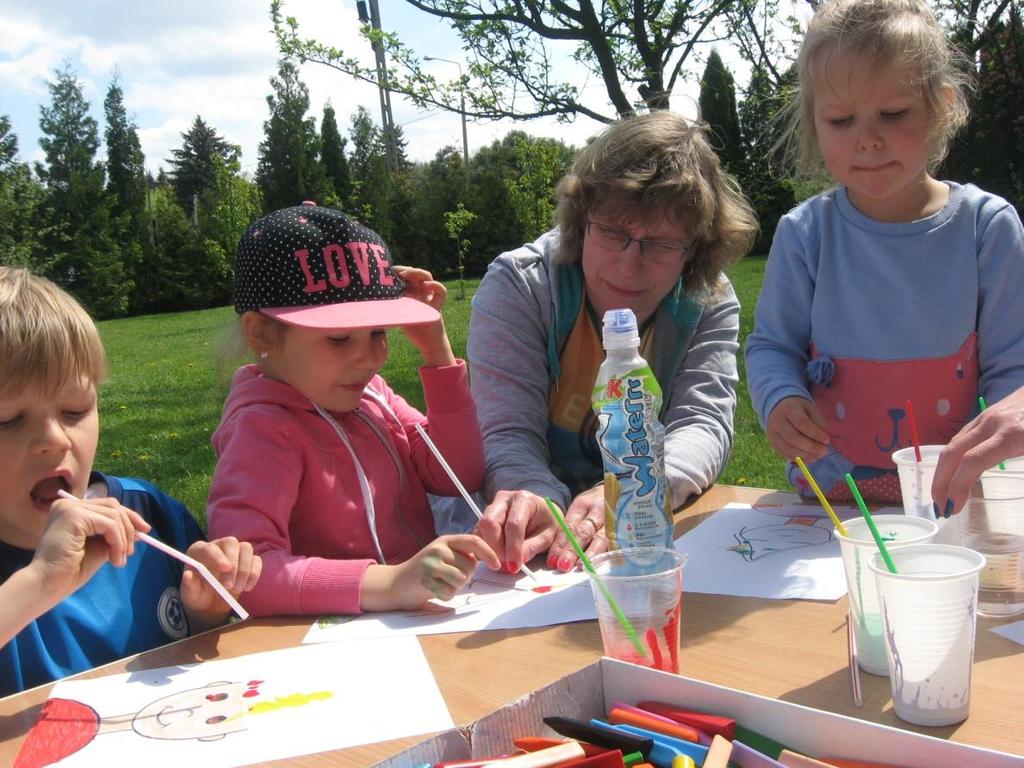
[
  {"xmin": 180, "ymin": 537, "xmax": 262, "ymax": 631},
  {"xmin": 766, "ymin": 396, "xmax": 831, "ymax": 460},
  {"xmin": 394, "ymin": 266, "xmax": 456, "ymax": 368},
  {"xmin": 360, "ymin": 534, "xmax": 500, "ymax": 611},
  {"xmin": 33, "ymin": 497, "xmax": 149, "ymax": 599}
]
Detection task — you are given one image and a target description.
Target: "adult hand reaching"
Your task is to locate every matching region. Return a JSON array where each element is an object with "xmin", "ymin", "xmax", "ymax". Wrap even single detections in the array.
[
  {"xmin": 475, "ymin": 487, "xmax": 608, "ymax": 573},
  {"xmin": 932, "ymin": 387, "xmax": 1024, "ymax": 516}
]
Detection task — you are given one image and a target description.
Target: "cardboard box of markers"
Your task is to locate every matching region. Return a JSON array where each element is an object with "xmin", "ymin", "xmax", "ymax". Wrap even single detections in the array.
[{"xmin": 372, "ymin": 658, "xmax": 1021, "ymax": 767}]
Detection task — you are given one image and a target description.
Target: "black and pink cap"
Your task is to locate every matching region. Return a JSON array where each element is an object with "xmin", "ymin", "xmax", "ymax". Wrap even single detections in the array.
[{"xmin": 233, "ymin": 203, "xmax": 439, "ymax": 330}]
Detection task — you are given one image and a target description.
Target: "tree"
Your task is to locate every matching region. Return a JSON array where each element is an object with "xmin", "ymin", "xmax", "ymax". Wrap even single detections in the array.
[
  {"xmin": 256, "ymin": 59, "xmax": 331, "ymax": 211},
  {"xmin": 166, "ymin": 116, "xmax": 238, "ymax": 217},
  {"xmin": 444, "ymin": 203, "xmax": 477, "ymax": 298},
  {"xmin": 103, "ymin": 73, "xmax": 148, "ymax": 289},
  {"xmin": 320, "ymin": 102, "xmax": 351, "ymax": 206},
  {"xmin": 504, "ymin": 133, "xmax": 574, "ymax": 238},
  {"xmin": 347, "ymin": 106, "xmax": 394, "ymax": 233},
  {"xmin": 0, "ymin": 115, "xmax": 48, "ymax": 269},
  {"xmin": 699, "ymin": 50, "xmax": 744, "ymax": 175},
  {"xmin": 272, "ymin": 0, "xmax": 796, "ymax": 123},
  {"xmin": 103, "ymin": 74, "xmax": 147, "ymax": 224},
  {"xmin": 36, "ymin": 64, "xmax": 130, "ymax": 317},
  {"xmin": 943, "ymin": 5, "xmax": 1024, "ymax": 215},
  {"xmin": 738, "ymin": 64, "xmax": 795, "ymax": 254}
]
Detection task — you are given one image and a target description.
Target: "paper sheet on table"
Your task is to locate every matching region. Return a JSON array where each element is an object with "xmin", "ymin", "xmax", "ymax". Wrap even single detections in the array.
[
  {"xmin": 676, "ymin": 502, "xmax": 899, "ymax": 601},
  {"xmin": 15, "ymin": 637, "xmax": 451, "ymax": 768},
  {"xmin": 304, "ymin": 566, "xmax": 593, "ymax": 644},
  {"xmin": 991, "ymin": 619, "xmax": 1024, "ymax": 645}
]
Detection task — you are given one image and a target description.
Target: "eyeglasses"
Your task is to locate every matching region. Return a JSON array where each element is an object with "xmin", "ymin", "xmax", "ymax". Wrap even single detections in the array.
[{"xmin": 585, "ymin": 220, "xmax": 692, "ymax": 266}]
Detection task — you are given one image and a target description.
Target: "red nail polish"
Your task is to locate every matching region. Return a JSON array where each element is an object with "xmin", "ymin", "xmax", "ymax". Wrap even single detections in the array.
[
  {"xmin": 558, "ymin": 556, "xmax": 571, "ymax": 571},
  {"xmin": 547, "ymin": 554, "xmax": 559, "ymax": 569},
  {"xmin": 508, "ymin": 561, "xmax": 520, "ymax": 573}
]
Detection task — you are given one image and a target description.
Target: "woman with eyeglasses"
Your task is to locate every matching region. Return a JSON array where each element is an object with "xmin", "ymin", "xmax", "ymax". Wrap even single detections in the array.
[{"xmin": 455, "ymin": 111, "xmax": 758, "ymax": 574}]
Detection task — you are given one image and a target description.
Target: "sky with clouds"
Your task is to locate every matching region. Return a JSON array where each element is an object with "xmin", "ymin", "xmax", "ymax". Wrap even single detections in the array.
[{"xmin": 0, "ymin": 0, "xmax": 707, "ymax": 177}]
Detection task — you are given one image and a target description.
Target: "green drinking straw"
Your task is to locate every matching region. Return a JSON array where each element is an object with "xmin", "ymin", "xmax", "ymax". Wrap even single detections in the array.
[
  {"xmin": 543, "ymin": 497, "xmax": 648, "ymax": 659},
  {"xmin": 844, "ymin": 473, "xmax": 898, "ymax": 574},
  {"xmin": 978, "ymin": 396, "xmax": 1007, "ymax": 469}
]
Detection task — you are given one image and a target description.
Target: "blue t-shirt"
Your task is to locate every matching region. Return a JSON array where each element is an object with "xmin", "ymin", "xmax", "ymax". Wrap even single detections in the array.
[{"xmin": 0, "ymin": 472, "xmax": 203, "ymax": 696}]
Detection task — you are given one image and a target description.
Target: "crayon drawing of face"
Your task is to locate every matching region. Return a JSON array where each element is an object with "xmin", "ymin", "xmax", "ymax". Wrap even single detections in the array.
[
  {"xmin": 728, "ymin": 518, "xmax": 833, "ymax": 562},
  {"xmin": 131, "ymin": 680, "xmax": 257, "ymax": 741}
]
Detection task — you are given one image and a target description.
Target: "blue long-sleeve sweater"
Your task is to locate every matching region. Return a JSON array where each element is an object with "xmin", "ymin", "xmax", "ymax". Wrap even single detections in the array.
[{"xmin": 745, "ymin": 182, "xmax": 1024, "ymax": 501}]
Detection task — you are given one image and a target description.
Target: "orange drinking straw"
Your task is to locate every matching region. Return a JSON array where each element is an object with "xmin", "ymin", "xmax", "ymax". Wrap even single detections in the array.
[{"xmin": 905, "ymin": 399, "xmax": 922, "ymax": 463}]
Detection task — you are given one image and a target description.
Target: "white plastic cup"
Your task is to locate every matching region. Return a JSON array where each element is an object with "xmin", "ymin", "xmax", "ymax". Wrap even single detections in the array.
[
  {"xmin": 836, "ymin": 516, "xmax": 939, "ymax": 675},
  {"xmin": 961, "ymin": 469, "xmax": 1024, "ymax": 617},
  {"xmin": 587, "ymin": 547, "xmax": 686, "ymax": 674},
  {"xmin": 892, "ymin": 446, "xmax": 960, "ymax": 545},
  {"xmin": 869, "ymin": 544, "xmax": 985, "ymax": 727}
]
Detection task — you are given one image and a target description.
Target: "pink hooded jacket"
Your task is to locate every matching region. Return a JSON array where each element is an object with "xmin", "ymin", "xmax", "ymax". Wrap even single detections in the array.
[{"xmin": 207, "ymin": 362, "xmax": 483, "ymax": 616}]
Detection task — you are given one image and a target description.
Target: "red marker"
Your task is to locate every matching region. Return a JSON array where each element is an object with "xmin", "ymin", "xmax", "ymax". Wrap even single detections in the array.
[
  {"xmin": 513, "ymin": 737, "xmax": 607, "ymax": 757},
  {"xmin": 558, "ymin": 749, "xmax": 627, "ymax": 768},
  {"xmin": 635, "ymin": 701, "xmax": 735, "ymax": 740}
]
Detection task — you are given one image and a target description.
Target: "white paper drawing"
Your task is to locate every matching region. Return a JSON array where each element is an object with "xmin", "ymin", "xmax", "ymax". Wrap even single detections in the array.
[
  {"xmin": 304, "ymin": 566, "xmax": 593, "ymax": 644},
  {"xmin": 675, "ymin": 502, "xmax": 899, "ymax": 601},
  {"xmin": 14, "ymin": 637, "xmax": 452, "ymax": 768}
]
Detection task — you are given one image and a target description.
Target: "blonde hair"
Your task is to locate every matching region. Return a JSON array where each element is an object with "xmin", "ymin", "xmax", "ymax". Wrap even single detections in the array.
[
  {"xmin": 555, "ymin": 111, "xmax": 758, "ymax": 298},
  {"xmin": 0, "ymin": 267, "xmax": 107, "ymax": 397},
  {"xmin": 782, "ymin": 0, "xmax": 971, "ymax": 177}
]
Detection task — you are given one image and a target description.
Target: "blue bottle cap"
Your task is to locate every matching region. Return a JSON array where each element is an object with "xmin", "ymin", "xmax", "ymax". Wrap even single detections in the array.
[{"xmin": 602, "ymin": 308, "xmax": 640, "ymax": 350}]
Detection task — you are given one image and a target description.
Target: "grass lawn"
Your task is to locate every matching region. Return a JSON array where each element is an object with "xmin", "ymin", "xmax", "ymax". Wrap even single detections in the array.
[{"xmin": 96, "ymin": 259, "xmax": 787, "ymax": 526}]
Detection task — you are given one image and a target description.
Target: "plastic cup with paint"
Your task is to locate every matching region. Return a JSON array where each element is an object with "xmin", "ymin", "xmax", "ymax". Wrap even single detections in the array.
[
  {"xmin": 836, "ymin": 515, "xmax": 939, "ymax": 675},
  {"xmin": 892, "ymin": 445, "xmax": 960, "ymax": 545},
  {"xmin": 869, "ymin": 544, "xmax": 985, "ymax": 726},
  {"xmin": 587, "ymin": 547, "xmax": 686, "ymax": 674},
  {"xmin": 961, "ymin": 469, "xmax": 1024, "ymax": 617}
]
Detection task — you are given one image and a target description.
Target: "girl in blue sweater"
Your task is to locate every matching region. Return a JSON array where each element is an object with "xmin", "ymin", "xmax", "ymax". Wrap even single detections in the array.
[{"xmin": 745, "ymin": 0, "xmax": 1024, "ymax": 503}]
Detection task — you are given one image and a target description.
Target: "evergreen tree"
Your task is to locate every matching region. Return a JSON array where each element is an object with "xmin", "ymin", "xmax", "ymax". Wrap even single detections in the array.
[
  {"xmin": 36, "ymin": 65, "xmax": 129, "ymax": 317},
  {"xmin": 347, "ymin": 106, "xmax": 393, "ymax": 236},
  {"xmin": 166, "ymin": 116, "xmax": 238, "ymax": 217},
  {"xmin": 103, "ymin": 74, "xmax": 147, "ymax": 222},
  {"xmin": 320, "ymin": 102, "xmax": 351, "ymax": 207},
  {"xmin": 256, "ymin": 59, "xmax": 331, "ymax": 212},
  {"xmin": 738, "ymin": 65, "xmax": 796, "ymax": 254},
  {"xmin": 103, "ymin": 73, "xmax": 147, "ymax": 291},
  {"xmin": 698, "ymin": 50, "xmax": 745, "ymax": 176},
  {"xmin": 0, "ymin": 115, "xmax": 48, "ymax": 269}
]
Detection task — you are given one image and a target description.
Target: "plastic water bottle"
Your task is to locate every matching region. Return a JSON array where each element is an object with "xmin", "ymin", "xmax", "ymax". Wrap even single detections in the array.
[{"xmin": 592, "ymin": 308, "xmax": 673, "ymax": 550}]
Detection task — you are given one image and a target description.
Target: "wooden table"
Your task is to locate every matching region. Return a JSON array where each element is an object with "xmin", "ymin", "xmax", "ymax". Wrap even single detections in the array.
[{"xmin": 2, "ymin": 485, "xmax": 1021, "ymax": 765}]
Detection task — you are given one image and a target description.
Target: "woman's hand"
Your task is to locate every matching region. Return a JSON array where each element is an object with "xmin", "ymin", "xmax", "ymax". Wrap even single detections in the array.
[{"xmin": 545, "ymin": 485, "xmax": 608, "ymax": 572}]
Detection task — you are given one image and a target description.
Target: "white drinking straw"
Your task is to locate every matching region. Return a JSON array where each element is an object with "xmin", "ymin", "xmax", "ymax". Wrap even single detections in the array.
[
  {"xmin": 57, "ymin": 489, "xmax": 249, "ymax": 621},
  {"xmin": 414, "ymin": 423, "xmax": 537, "ymax": 581}
]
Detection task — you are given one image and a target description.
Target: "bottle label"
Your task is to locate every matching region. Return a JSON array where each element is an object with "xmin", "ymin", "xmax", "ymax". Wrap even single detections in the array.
[{"xmin": 593, "ymin": 366, "xmax": 673, "ymax": 549}]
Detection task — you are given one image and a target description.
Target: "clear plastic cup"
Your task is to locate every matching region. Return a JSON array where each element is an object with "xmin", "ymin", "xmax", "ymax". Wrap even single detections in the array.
[
  {"xmin": 836, "ymin": 516, "xmax": 939, "ymax": 675},
  {"xmin": 587, "ymin": 547, "xmax": 686, "ymax": 673},
  {"xmin": 892, "ymin": 446, "xmax": 960, "ymax": 545},
  {"xmin": 869, "ymin": 544, "xmax": 985, "ymax": 727},
  {"xmin": 961, "ymin": 469, "xmax": 1024, "ymax": 617}
]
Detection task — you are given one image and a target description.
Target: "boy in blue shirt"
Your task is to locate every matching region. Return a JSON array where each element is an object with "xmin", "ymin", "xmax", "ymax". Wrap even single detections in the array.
[{"xmin": 0, "ymin": 266, "xmax": 262, "ymax": 696}]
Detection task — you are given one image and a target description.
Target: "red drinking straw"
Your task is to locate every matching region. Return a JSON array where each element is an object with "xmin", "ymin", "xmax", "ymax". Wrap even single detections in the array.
[{"xmin": 905, "ymin": 399, "xmax": 922, "ymax": 463}]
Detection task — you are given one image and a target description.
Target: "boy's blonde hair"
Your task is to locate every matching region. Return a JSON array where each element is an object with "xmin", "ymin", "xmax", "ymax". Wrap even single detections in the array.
[
  {"xmin": 555, "ymin": 111, "xmax": 758, "ymax": 298},
  {"xmin": 783, "ymin": 0, "xmax": 971, "ymax": 179},
  {"xmin": 0, "ymin": 267, "xmax": 107, "ymax": 397}
]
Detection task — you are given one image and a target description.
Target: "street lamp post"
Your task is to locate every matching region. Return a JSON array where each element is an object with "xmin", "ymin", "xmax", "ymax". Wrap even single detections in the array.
[{"xmin": 424, "ymin": 56, "xmax": 469, "ymax": 192}]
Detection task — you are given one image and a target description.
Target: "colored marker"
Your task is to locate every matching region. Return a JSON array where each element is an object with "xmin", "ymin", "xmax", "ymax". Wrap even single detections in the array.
[
  {"xmin": 730, "ymin": 740, "xmax": 789, "ymax": 768},
  {"xmin": 777, "ymin": 750, "xmax": 836, "ymax": 768},
  {"xmin": 635, "ymin": 701, "xmax": 736, "ymax": 740},
  {"xmin": 671, "ymin": 758, "xmax": 696, "ymax": 768},
  {"xmin": 543, "ymin": 716, "xmax": 653, "ymax": 758},
  {"xmin": 702, "ymin": 735, "xmax": 733, "ymax": 768},
  {"xmin": 593, "ymin": 720, "xmax": 709, "ymax": 766},
  {"xmin": 607, "ymin": 707, "xmax": 700, "ymax": 743},
  {"xmin": 559, "ymin": 749, "xmax": 628, "ymax": 768},
  {"xmin": 488, "ymin": 741, "xmax": 585, "ymax": 767},
  {"xmin": 733, "ymin": 726, "xmax": 790, "ymax": 759}
]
